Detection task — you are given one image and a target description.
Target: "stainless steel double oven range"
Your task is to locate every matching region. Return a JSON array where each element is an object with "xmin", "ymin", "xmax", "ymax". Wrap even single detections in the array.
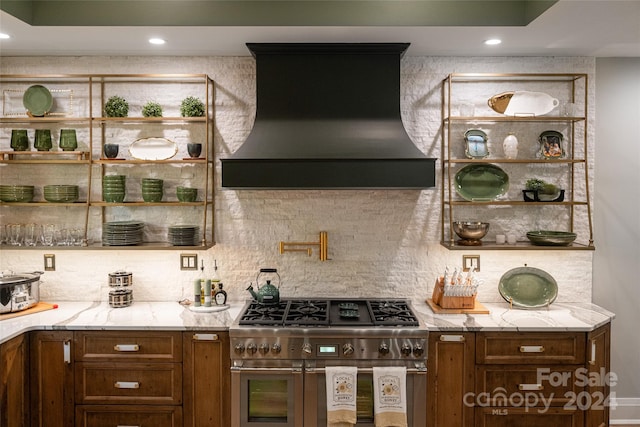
[{"xmin": 229, "ymin": 298, "xmax": 427, "ymax": 427}]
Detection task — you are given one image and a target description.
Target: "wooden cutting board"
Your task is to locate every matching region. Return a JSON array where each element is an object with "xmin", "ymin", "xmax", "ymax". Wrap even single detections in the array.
[
  {"xmin": 426, "ymin": 298, "xmax": 490, "ymax": 314},
  {"xmin": 0, "ymin": 302, "xmax": 57, "ymax": 320}
]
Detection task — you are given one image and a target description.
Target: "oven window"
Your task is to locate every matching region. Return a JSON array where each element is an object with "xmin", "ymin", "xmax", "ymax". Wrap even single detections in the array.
[
  {"xmin": 357, "ymin": 376, "xmax": 374, "ymax": 422},
  {"xmin": 248, "ymin": 379, "xmax": 289, "ymax": 422}
]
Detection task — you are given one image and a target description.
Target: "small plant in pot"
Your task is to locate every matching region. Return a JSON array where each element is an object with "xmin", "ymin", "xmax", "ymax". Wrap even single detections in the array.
[
  {"xmin": 523, "ymin": 178, "xmax": 564, "ymax": 202},
  {"xmin": 180, "ymin": 96, "xmax": 205, "ymax": 117},
  {"xmin": 104, "ymin": 95, "xmax": 129, "ymax": 118},
  {"xmin": 142, "ymin": 101, "xmax": 163, "ymax": 117}
]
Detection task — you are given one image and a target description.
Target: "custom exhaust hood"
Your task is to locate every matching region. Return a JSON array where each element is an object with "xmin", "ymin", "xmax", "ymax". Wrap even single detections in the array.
[{"xmin": 221, "ymin": 43, "xmax": 436, "ymax": 189}]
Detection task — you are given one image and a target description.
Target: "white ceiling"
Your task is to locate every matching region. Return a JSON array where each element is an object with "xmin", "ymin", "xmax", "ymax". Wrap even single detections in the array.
[{"xmin": 0, "ymin": 0, "xmax": 639, "ymax": 57}]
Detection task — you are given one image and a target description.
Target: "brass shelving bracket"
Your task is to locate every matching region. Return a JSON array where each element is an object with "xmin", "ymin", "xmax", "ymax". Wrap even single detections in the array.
[{"xmin": 279, "ymin": 231, "xmax": 329, "ymax": 261}]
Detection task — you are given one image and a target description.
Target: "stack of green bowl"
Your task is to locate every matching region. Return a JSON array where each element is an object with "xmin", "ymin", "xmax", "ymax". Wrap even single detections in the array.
[
  {"xmin": 141, "ymin": 178, "xmax": 163, "ymax": 202},
  {"xmin": 176, "ymin": 186, "xmax": 198, "ymax": 202},
  {"xmin": 102, "ymin": 175, "xmax": 126, "ymax": 203},
  {"xmin": 43, "ymin": 185, "xmax": 79, "ymax": 203},
  {"xmin": 0, "ymin": 185, "xmax": 35, "ymax": 202}
]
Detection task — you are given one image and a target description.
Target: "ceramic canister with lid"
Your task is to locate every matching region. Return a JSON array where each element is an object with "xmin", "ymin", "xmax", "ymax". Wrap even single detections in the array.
[{"xmin": 108, "ymin": 270, "xmax": 133, "ymax": 307}]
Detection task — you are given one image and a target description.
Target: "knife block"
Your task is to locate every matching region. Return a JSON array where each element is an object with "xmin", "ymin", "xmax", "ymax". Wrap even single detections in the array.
[{"xmin": 432, "ymin": 277, "xmax": 476, "ymax": 309}]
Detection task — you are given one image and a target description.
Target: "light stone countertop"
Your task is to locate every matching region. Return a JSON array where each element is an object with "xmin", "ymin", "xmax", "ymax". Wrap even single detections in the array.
[
  {"xmin": 412, "ymin": 300, "xmax": 615, "ymax": 332},
  {"xmin": 0, "ymin": 300, "xmax": 615, "ymax": 345},
  {"xmin": 0, "ymin": 301, "xmax": 243, "ymax": 344}
]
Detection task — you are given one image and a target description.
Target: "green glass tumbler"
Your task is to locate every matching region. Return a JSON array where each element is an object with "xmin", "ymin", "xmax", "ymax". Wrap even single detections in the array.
[
  {"xmin": 10, "ymin": 129, "xmax": 30, "ymax": 151},
  {"xmin": 59, "ymin": 129, "xmax": 78, "ymax": 151},
  {"xmin": 34, "ymin": 129, "xmax": 53, "ymax": 151}
]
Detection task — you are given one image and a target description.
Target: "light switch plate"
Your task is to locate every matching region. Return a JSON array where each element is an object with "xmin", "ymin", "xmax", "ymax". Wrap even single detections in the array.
[
  {"xmin": 44, "ymin": 254, "xmax": 56, "ymax": 271},
  {"xmin": 462, "ymin": 255, "xmax": 480, "ymax": 272},
  {"xmin": 180, "ymin": 254, "xmax": 198, "ymax": 270}
]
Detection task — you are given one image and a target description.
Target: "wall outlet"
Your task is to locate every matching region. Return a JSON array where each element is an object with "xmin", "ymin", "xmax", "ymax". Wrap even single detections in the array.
[
  {"xmin": 44, "ymin": 254, "xmax": 56, "ymax": 271},
  {"xmin": 462, "ymin": 255, "xmax": 480, "ymax": 272},
  {"xmin": 180, "ymin": 254, "xmax": 198, "ymax": 270}
]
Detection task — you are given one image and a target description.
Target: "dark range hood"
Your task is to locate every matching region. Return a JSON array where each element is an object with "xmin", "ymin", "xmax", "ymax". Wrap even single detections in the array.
[{"xmin": 221, "ymin": 43, "xmax": 436, "ymax": 189}]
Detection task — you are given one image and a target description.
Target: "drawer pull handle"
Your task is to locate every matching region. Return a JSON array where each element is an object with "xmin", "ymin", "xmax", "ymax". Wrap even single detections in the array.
[
  {"xmin": 117, "ymin": 425, "xmax": 140, "ymax": 427},
  {"xmin": 440, "ymin": 335, "xmax": 465, "ymax": 342},
  {"xmin": 193, "ymin": 333, "xmax": 218, "ymax": 341},
  {"xmin": 589, "ymin": 339, "xmax": 597, "ymax": 365},
  {"xmin": 519, "ymin": 345, "xmax": 545, "ymax": 353},
  {"xmin": 519, "ymin": 383, "xmax": 544, "ymax": 391},
  {"xmin": 114, "ymin": 381, "xmax": 140, "ymax": 389},
  {"xmin": 63, "ymin": 340, "xmax": 71, "ymax": 364},
  {"xmin": 114, "ymin": 344, "xmax": 140, "ymax": 352}
]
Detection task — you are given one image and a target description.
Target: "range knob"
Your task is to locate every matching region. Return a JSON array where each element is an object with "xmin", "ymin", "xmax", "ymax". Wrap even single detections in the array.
[
  {"xmin": 401, "ymin": 343, "xmax": 412, "ymax": 356},
  {"xmin": 234, "ymin": 344, "xmax": 245, "ymax": 355},
  {"xmin": 413, "ymin": 343, "xmax": 424, "ymax": 357},
  {"xmin": 343, "ymin": 343, "xmax": 355, "ymax": 356},
  {"xmin": 378, "ymin": 343, "xmax": 390, "ymax": 355},
  {"xmin": 259, "ymin": 343, "xmax": 270, "ymax": 355},
  {"xmin": 272, "ymin": 343, "xmax": 282, "ymax": 354},
  {"xmin": 302, "ymin": 342, "xmax": 313, "ymax": 355},
  {"xmin": 247, "ymin": 343, "xmax": 257, "ymax": 355}
]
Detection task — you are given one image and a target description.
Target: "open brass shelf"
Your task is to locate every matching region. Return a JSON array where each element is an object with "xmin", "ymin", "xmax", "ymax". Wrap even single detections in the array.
[
  {"xmin": 440, "ymin": 72, "xmax": 594, "ymax": 250},
  {"xmin": 1, "ymin": 73, "xmax": 215, "ymax": 250}
]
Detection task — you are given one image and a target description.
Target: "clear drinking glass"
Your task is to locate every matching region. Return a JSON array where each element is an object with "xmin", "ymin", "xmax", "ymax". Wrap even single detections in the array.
[
  {"xmin": 9, "ymin": 223, "xmax": 22, "ymax": 246},
  {"xmin": 0, "ymin": 224, "xmax": 7, "ymax": 245},
  {"xmin": 24, "ymin": 223, "xmax": 39, "ymax": 246},
  {"xmin": 42, "ymin": 224, "xmax": 56, "ymax": 246}
]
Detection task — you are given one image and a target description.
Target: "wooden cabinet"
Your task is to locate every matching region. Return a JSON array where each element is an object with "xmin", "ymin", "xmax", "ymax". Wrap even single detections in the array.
[
  {"xmin": 4, "ymin": 329, "xmax": 230, "ymax": 426},
  {"xmin": 427, "ymin": 328, "xmax": 612, "ymax": 427},
  {"xmin": 74, "ymin": 331, "xmax": 183, "ymax": 427},
  {"xmin": 0, "ymin": 73, "xmax": 215, "ymax": 250},
  {"xmin": 0, "ymin": 334, "xmax": 29, "ymax": 427},
  {"xmin": 75, "ymin": 405, "xmax": 183, "ymax": 427},
  {"xmin": 30, "ymin": 331, "xmax": 75, "ymax": 427},
  {"xmin": 182, "ymin": 331, "xmax": 230, "ymax": 427},
  {"xmin": 440, "ymin": 73, "xmax": 593, "ymax": 250},
  {"xmin": 585, "ymin": 324, "xmax": 611, "ymax": 427},
  {"xmin": 427, "ymin": 332, "xmax": 475, "ymax": 427}
]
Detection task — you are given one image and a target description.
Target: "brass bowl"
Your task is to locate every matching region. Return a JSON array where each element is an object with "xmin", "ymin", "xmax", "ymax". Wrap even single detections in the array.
[{"xmin": 453, "ymin": 221, "xmax": 489, "ymax": 246}]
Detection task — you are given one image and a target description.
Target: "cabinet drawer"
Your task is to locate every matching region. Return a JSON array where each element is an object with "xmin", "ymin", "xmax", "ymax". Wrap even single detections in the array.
[
  {"xmin": 475, "ymin": 365, "xmax": 582, "ymax": 406},
  {"xmin": 75, "ymin": 331, "xmax": 182, "ymax": 362},
  {"xmin": 76, "ymin": 405, "xmax": 182, "ymax": 427},
  {"xmin": 476, "ymin": 332, "xmax": 585, "ymax": 364},
  {"xmin": 475, "ymin": 406, "xmax": 584, "ymax": 427},
  {"xmin": 75, "ymin": 362, "xmax": 182, "ymax": 405}
]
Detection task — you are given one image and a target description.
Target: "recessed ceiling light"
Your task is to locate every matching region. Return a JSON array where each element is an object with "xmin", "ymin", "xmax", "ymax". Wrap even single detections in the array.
[
  {"xmin": 484, "ymin": 39, "xmax": 502, "ymax": 46},
  {"xmin": 149, "ymin": 38, "xmax": 166, "ymax": 45},
  {"xmin": 0, "ymin": 33, "xmax": 10, "ymax": 39}
]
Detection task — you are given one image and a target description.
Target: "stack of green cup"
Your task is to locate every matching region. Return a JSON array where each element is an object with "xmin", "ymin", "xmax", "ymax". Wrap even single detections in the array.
[
  {"xmin": 102, "ymin": 175, "xmax": 126, "ymax": 203},
  {"xmin": 141, "ymin": 178, "xmax": 163, "ymax": 202}
]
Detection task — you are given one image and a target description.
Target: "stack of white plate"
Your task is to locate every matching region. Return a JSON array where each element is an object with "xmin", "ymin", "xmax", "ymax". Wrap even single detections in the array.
[
  {"xmin": 168, "ymin": 225, "xmax": 199, "ymax": 246},
  {"xmin": 43, "ymin": 185, "xmax": 79, "ymax": 203},
  {"xmin": 102, "ymin": 221, "xmax": 144, "ymax": 246},
  {"xmin": 0, "ymin": 185, "xmax": 35, "ymax": 202}
]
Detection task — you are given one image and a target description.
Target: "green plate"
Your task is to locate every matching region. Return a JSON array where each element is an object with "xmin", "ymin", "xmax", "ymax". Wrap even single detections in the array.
[
  {"xmin": 455, "ymin": 163, "xmax": 509, "ymax": 201},
  {"xmin": 526, "ymin": 230, "xmax": 577, "ymax": 246},
  {"xmin": 498, "ymin": 266, "xmax": 558, "ymax": 309},
  {"xmin": 23, "ymin": 85, "xmax": 53, "ymax": 116}
]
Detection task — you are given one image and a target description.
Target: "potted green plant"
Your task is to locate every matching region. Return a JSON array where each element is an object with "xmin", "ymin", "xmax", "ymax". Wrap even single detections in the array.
[
  {"xmin": 180, "ymin": 96, "xmax": 205, "ymax": 117},
  {"xmin": 523, "ymin": 178, "xmax": 564, "ymax": 202},
  {"xmin": 142, "ymin": 101, "xmax": 163, "ymax": 117},
  {"xmin": 104, "ymin": 95, "xmax": 129, "ymax": 118}
]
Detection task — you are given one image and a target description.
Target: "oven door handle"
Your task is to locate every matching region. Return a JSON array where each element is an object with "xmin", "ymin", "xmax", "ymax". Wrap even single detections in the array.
[
  {"xmin": 231, "ymin": 362, "xmax": 304, "ymax": 373},
  {"xmin": 305, "ymin": 363, "xmax": 427, "ymax": 374}
]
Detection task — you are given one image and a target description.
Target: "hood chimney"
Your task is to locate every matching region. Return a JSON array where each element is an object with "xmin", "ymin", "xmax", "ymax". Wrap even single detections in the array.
[{"xmin": 221, "ymin": 43, "xmax": 436, "ymax": 189}]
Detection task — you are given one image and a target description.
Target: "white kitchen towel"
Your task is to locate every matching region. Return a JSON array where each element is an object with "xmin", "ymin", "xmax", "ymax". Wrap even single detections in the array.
[
  {"xmin": 373, "ymin": 366, "xmax": 408, "ymax": 427},
  {"xmin": 325, "ymin": 366, "xmax": 358, "ymax": 427}
]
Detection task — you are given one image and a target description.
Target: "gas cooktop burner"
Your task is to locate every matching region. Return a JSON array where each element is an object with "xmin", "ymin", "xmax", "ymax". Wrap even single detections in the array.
[{"xmin": 238, "ymin": 299, "xmax": 419, "ymax": 327}]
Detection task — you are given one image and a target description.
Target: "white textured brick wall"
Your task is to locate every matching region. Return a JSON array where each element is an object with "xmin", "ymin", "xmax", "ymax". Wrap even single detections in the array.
[{"xmin": 0, "ymin": 55, "xmax": 595, "ymax": 304}]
